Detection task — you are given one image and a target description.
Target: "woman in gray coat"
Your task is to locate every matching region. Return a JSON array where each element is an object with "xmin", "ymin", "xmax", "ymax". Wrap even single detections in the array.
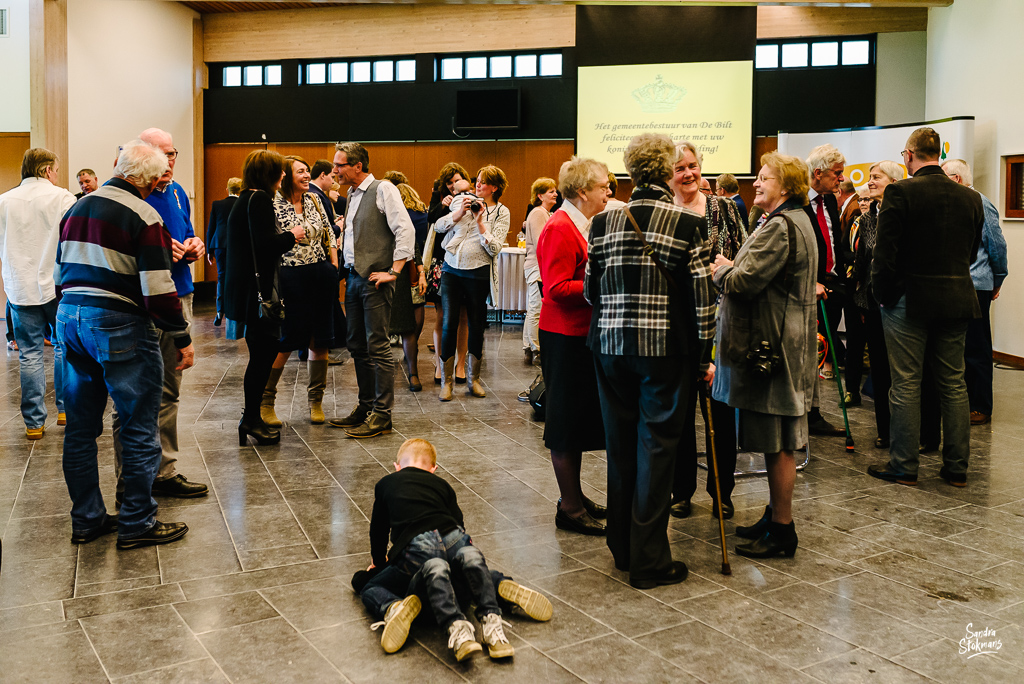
[{"xmin": 710, "ymin": 151, "xmax": 818, "ymax": 559}]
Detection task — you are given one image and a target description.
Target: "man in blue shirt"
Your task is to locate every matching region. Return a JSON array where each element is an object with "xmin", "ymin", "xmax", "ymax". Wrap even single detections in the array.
[{"xmin": 108, "ymin": 128, "xmax": 208, "ymax": 501}]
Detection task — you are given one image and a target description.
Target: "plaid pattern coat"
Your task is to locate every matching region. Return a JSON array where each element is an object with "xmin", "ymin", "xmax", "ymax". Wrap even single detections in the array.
[{"xmin": 584, "ymin": 184, "xmax": 714, "ymax": 365}]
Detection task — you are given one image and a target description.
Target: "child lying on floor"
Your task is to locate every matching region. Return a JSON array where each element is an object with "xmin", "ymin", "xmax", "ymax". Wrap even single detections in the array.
[{"xmin": 354, "ymin": 438, "xmax": 553, "ymax": 661}]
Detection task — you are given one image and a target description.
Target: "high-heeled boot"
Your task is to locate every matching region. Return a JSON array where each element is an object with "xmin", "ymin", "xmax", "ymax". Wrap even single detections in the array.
[
  {"xmin": 735, "ymin": 520, "xmax": 798, "ymax": 559},
  {"xmin": 307, "ymin": 359, "xmax": 328, "ymax": 424},
  {"xmin": 466, "ymin": 354, "xmax": 486, "ymax": 398},
  {"xmin": 735, "ymin": 505, "xmax": 772, "ymax": 540},
  {"xmin": 238, "ymin": 415, "xmax": 281, "ymax": 446},
  {"xmin": 261, "ymin": 366, "xmax": 284, "ymax": 427},
  {"xmin": 439, "ymin": 357, "xmax": 455, "ymax": 402}
]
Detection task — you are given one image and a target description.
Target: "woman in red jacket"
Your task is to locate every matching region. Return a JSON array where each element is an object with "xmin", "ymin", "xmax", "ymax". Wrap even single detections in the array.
[{"xmin": 537, "ymin": 157, "xmax": 611, "ymax": 535}]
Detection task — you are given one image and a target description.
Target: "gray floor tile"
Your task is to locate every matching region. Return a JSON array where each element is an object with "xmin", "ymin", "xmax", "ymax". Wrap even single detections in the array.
[
  {"xmin": 849, "ymin": 522, "xmax": 1006, "ymax": 574},
  {"xmin": 81, "ymin": 604, "xmax": 208, "ymax": 678},
  {"xmin": 158, "ymin": 541, "xmax": 244, "ymax": 583},
  {"xmin": 259, "ymin": 576, "xmax": 365, "ymax": 632},
  {"xmin": 221, "ymin": 503, "xmax": 310, "ymax": 552},
  {"xmin": 893, "ymin": 637, "xmax": 1023, "ymax": 683},
  {"xmin": 76, "ymin": 536, "xmax": 160, "ymax": 585},
  {"xmin": 64, "ymin": 583, "xmax": 186, "ymax": 620},
  {"xmin": 0, "ymin": 621, "xmax": 108, "ymax": 683},
  {"xmin": 546, "ymin": 633, "xmax": 700, "ymax": 684},
  {"xmin": 803, "ymin": 647, "xmax": 936, "ymax": 683},
  {"xmin": 1, "ymin": 514, "xmax": 77, "ymax": 562},
  {"xmin": 173, "ymin": 591, "xmax": 280, "ymax": 633},
  {"xmin": 238, "ymin": 543, "xmax": 320, "ymax": 571},
  {"xmin": 0, "ymin": 601, "xmax": 64, "ymax": 633},
  {"xmin": 76, "ymin": 576, "xmax": 162, "ymax": 598},
  {"xmin": 113, "ymin": 657, "xmax": 228, "ymax": 683},
  {"xmin": 0, "ymin": 554, "xmax": 77, "ymax": 609}
]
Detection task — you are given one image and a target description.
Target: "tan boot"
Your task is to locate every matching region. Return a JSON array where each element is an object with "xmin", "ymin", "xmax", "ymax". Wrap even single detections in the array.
[
  {"xmin": 261, "ymin": 366, "xmax": 284, "ymax": 427},
  {"xmin": 307, "ymin": 359, "xmax": 328, "ymax": 424},
  {"xmin": 466, "ymin": 354, "xmax": 486, "ymax": 397},
  {"xmin": 439, "ymin": 357, "xmax": 455, "ymax": 402}
]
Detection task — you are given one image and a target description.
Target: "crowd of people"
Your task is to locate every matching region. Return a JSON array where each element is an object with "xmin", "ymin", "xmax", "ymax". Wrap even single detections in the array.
[{"xmin": 0, "ymin": 124, "xmax": 1007, "ymax": 658}]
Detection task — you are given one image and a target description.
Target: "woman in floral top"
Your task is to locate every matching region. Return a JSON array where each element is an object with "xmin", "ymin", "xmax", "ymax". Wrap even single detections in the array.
[{"xmin": 260, "ymin": 156, "xmax": 339, "ymax": 426}]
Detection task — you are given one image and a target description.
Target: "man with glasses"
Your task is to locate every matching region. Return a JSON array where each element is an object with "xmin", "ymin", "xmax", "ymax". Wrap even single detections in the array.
[{"xmin": 868, "ymin": 128, "xmax": 984, "ymax": 487}]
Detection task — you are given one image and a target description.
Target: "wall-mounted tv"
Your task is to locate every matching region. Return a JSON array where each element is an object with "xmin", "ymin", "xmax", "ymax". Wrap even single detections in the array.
[{"xmin": 455, "ymin": 89, "xmax": 521, "ymax": 130}]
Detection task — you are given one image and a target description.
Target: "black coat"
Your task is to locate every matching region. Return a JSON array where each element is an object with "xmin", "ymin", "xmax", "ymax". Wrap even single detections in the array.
[
  {"xmin": 206, "ymin": 195, "xmax": 237, "ymax": 252},
  {"xmin": 223, "ymin": 189, "xmax": 296, "ymax": 327},
  {"xmin": 802, "ymin": 191, "xmax": 844, "ymax": 286},
  {"xmin": 870, "ymin": 165, "xmax": 983, "ymax": 320}
]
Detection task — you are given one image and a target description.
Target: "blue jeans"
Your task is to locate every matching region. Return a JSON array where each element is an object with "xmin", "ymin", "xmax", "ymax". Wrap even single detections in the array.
[
  {"xmin": 346, "ymin": 272, "xmax": 395, "ymax": 415},
  {"xmin": 9, "ymin": 299, "xmax": 63, "ymax": 428},
  {"xmin": 213, "ymin": 249, "xmax": 227, "ymax": 316},
  {"xmin": 57, "ymin": 303, "xmax": 164, "ymax": 539},
  {"xmin": 880, "ymin": 296, "xmax": 971, "ymax": 476},
  {"xmin": 362, "ymin": 564, "xmax": 511, "ymax": 625}
]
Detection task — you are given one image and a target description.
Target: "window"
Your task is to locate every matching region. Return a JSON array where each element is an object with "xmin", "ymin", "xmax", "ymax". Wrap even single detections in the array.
[
  {"xmin": 440, "ymin": 57, "xmax": 463, "ymax": 80},
  {"xmin": 1005, "ymin": 155, "xmax": 1024, "ymax": 219},
  {"xmin": 811, "ymin": 42, "xmax": 839, "ymax": 67},
  {"xmin": 306, "ymin": 63, "xmax": 326, "ymax": 85},
  {"xmin": 264, "ymin": 65, "xmax": 282, "ymax": 86},
  {"xmin": 842, "ymin": 40, "xmax": 871, "ymax": 66},
  {"xmin": 396, "ymin": 59, "xmax": 416, "ymax": 82},
  {"xmin": 351, "ymin": 61, "xmax": 371, "ymax": 83},
  {"xmin": 374, "ymin": 60, "xmax": 394, "ymax": 82},
  {"xmin": 465, "ymin": 56, "xmax": 488, "ymax": 79},
  {"xmin": 490, "ymin": 55, "xmax": 512, "ymax": 78},
  {"xmin": 539, "ymin": 53, "xmax": 563, "ymax": 77},
  {"xmin": 514, "ymin": 54, "xmax": 537, "ymax": 78},
  {"xmin": 243, "ymin": 65, "xmax": 263, "ymax": 86},
  {"xmin": 755, "ymin": 45, "xmax": 778, "ymax": 70},
  {"xmin": 329, "ymin": 62, "xmax": 348, "ymax": 84},
  {"xmin": 781, "ymin": 43, "xmax": 808, "ymax": 68},
  {"xmin": 223, "ymin": 66, "xmax": 242, "ymax": 87}
]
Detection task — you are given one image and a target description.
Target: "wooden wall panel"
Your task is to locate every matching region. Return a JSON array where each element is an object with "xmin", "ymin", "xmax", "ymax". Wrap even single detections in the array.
[
  {"xmin": 202, "ymin": 143, "xmax": 265, "ymax": 281},
  {"xmin": 757, "ymin": 6, "xmax": 928, "ymax": 39},
  {"xmin": 0, "ymin": 133, "xmax": 32, "ymax": 194},
  {"xmin": 30, "ymin": 0, "xmax": 69, "ymax": 189}
]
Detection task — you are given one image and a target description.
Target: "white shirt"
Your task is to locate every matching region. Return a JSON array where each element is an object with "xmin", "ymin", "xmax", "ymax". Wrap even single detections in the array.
[
  {"xmin": 342, "ymin": 174, "xmax": 415, "ymax": 269},
  {"xmin": 0, "ymin": 178, "xmax": 77, "ymax": 306},
  {"xmin": 523, "ymin": 205, "xmax": 550, "ymax": 284},
  {"xmin": 808, "ymin": 188, "xmax": 837, "ymax": 275},
  {"xmin": 602, "ymin": 198, "xmax": 627, "ymax": 213},
  {"xmin": 434, "ymin": 195, "xmax": 510, "ymax": 272},
  {"xmin": 560, "ymin": 199, "xmax": 591, "ymax": 239}
]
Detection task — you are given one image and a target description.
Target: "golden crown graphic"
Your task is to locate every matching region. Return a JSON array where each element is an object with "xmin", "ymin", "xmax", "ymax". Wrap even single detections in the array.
[{"xmin": 632, "ymin": 75, "xmax": 687, "ymax": 113}]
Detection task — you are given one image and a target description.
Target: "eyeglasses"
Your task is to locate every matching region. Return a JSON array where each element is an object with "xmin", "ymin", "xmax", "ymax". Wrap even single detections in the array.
[
  {"xmin": 901, "ymin": 149, "xmax": 911, "ymax": 158},
  {"xmin": 756, "ymin": 175, "xmax": 778, "ymax": 183},
  {"xmin": 333, "ymin": 162, "xmax": 352, "ymax": 169},
  {"xmin": 165, "ymin": 149, "xmax": 178, "ymax": 161}
]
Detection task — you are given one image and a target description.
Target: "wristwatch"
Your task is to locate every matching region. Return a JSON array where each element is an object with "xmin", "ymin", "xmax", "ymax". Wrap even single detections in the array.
[{"xmin": 387, "ymin": 267, "xmax": 398, "ymax": 277}]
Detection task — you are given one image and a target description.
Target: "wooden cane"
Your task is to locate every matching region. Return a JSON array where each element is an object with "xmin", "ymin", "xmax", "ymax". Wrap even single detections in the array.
[{"xmin": 703, "ymin": 386, "xmax": 731, "ymax": 575}]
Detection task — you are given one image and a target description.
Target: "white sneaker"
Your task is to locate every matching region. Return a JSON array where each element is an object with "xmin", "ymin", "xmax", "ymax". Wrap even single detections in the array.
[
  {"xmin": 447, "ymin": 619, "xmax": 482, "ymax": 662},
  {"xmin": 480, "ymin": 613, "xmax": 515, "ymax": 659},
  {"xmin": 497, "ymin": 580, "xmax": 553, "ymax": 621},
  {"xmin": 370, "ymin": 595, "xmax": 420, "ymax": 653}
]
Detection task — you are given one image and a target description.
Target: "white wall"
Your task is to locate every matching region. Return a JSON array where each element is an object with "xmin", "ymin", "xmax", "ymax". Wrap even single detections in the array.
[
  {"xmin": 66, "ymin": 0, "xmax": 197, "ymax": 196},
  {"xmin": 0, "ymin": 0, "xmax": 32, "ymax": 132},
  {"xmin": 875, "ymin": 31, "xmax": 926, "ymax": 126},
  {"xmin": 927, "ymin": 0, "xmax": 1024, "ymax": 357}
]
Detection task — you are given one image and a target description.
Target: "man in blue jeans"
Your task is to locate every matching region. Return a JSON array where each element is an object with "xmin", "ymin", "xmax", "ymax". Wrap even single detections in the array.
[
  {"xmin": 56, "ymin": 139, "xmax": 192, "ymax": 549},
  {"xmin": 868, "ymin": 128, "xmax": 984, "ymax": 487},
  {"xmin": 0, "ymin": 148, "xmax": 76, "ymax": 440}
]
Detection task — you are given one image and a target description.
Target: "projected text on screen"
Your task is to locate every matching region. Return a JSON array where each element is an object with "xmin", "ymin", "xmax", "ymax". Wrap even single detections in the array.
[{"xmin": 577, "ymin": 61, "xmax": 753, "ymax": 176}]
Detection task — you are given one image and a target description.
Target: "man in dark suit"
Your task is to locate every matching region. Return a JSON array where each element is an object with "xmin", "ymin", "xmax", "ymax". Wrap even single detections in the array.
[
  {"xmin": 205, "ymin": 177, "xmax": 240, "ymax": 326},
  {"xmin": 803, "ymin": 144, "xmax": 847, "ymax": 436},
  {"xmin": 868, "ymin": 127, "xmax": 983, "ymax": 487},
  {"xmin": 836, "ymin": 179, "xmax": 863, "ymax": 405},
  {"xmin": 715, "ymin": 173, "xmax": 748, "ymax": 231}
]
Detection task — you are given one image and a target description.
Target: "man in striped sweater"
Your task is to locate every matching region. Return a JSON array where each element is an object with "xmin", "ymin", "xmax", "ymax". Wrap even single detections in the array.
[{"xmin": 56, "ymin": 140, "xmax": 192, "ymax": 550}]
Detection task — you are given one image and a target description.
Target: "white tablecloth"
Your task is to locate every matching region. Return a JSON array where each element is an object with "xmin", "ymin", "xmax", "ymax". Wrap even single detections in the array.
[{"xmin": 492, "ymin": 247, "xmax": 527, "ymax": 312}]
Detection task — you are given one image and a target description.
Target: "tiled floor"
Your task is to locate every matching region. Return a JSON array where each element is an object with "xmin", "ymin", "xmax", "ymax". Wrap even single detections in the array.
[{"xmin": 1, "ymin": 299, "xmax": 1023, "ymax": 683}]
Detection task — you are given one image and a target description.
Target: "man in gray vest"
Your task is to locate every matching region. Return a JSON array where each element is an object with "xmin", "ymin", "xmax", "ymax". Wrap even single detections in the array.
[{"xmin": 328, "ymin": 142, "xmax": 414, "ymax": 438}]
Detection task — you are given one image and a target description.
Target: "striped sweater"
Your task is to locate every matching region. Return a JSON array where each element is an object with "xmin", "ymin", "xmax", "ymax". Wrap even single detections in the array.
[{"xmin": 57, "ymin": 178, "xmax": 191, "ymax": 348}]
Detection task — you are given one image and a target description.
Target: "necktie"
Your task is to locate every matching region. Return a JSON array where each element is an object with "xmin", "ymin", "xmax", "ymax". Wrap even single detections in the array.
[{"xmin": 816, "ymin": 196, "xmax": 833, "ymax": 273}]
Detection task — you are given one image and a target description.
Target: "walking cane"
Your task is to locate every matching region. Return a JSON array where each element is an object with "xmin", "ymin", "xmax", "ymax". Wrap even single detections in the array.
[
  {"xmin": 703, "ymin": 384, "xmax": 731, "ymax": 576},
  {"xmin": 819, "ymin": 300, "xmax": 855, "ymax": 452}
]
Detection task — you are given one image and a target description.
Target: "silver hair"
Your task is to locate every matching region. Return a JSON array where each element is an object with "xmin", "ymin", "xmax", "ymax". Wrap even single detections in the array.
[
  {"xmin": 870, "ymin": 160, "xmax": 904, "ymax": 183},
  {"xmin": 942, "ymin": 158, "xmax": 973, "ymax": 187},
  {"xmin": 623, "ymin": 133, "xmax": 678, "ymax": 186},
  {"xmin": 806, "ymin": 143, "xmax": 846, "ymax": 174},
  {"xmin": 558, "ymin": 156, "xmax": 608, "ymax": 200},
  {"xmin": 115, "ymin": 140, "xmax": 169, "ymax": 186},
  {"xmin": 675, "ymin": 141, "xmax": 703, "ymax": 168}
]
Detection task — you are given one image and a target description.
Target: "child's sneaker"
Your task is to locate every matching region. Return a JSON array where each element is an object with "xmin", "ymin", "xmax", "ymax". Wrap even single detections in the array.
[
  {"xmin": 480, "ymin": 613, "xmax": 515, "ymax": 659},
  {"xmin": 371, "ymin": 595, "xmax": 421, "ymax": 653},
  {"xmin": 447, "ymin": 619, "xmax": 482, "ymax": 661},
  {"xmin": 498, "ymin": 579, "xmax": 553, "ymax": 621}
]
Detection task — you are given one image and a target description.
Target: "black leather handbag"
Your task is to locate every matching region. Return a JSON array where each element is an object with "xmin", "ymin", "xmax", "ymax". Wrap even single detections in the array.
[{"xmin": 528, "ymin": 372, "xmax": 546, "ymax": 420}]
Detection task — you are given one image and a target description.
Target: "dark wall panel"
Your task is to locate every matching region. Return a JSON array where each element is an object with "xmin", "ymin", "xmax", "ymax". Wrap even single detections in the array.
[{"xmin": 754, "ymin": 66, "xmax": 875, "ymax": 136}]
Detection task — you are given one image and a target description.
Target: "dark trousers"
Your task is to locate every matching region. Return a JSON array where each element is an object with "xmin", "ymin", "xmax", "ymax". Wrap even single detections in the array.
[
  {"xmin": 440, "ymin": 272, "xmax": 488, "ymax": 360},
  {"xmin": 863, "ymin": 306, "xmax": 891, "ymax": 440},
  {"xmin": 212, "ymin": 248, "xmax": 227, "ymax": 316},
  {"xmin": 844, "ymin": 299, "xmax": 867, "ymax": 396},
  {"xmin": 243, "ymin": 328, "xmax": 278, "ymax": 422},
  {"xmin": 346, "ymin": 272, "xmax": 396, "ymax": 415},
  {"xmin": 965, "ymin": 290, "xmax": 994, "ymax": 415},
  {"xmin": 595, "ymin": 352, "xmax": 686, "ymax": 581},
  {"xmin": 674, "ymin": 384, "xmax": 737, "ymax": 505}
]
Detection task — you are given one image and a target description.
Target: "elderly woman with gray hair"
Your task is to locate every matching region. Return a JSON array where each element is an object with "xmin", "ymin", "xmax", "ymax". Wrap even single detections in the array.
[
  {"xmin": 586, "ymin": 133, "xmax": 714, "ymax": 588},
  {"xmin": 537, "ymin": 157, "xmax": 610, "ymax": 536},
  {"xmin": 711, "ymin": 151, "xmax": 818, "ymax": 559}
]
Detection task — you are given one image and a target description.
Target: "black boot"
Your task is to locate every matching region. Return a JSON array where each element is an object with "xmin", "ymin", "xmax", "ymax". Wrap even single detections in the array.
[
  {"xmin": 735, "ymin": 521, "xmax": 798, "ymax": 559},
  {"xmin": 735, "ymin": 505, "xmax": 772, "ymax": 539},
  {"xmin": 238, "ymin": 416, "xmax": 281, "ymax": 446}
]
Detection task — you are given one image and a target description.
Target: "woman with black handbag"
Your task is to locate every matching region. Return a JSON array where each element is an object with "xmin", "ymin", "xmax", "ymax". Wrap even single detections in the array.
[
  {"xmin": 224, "ymin": 150, "xmax": 304, "ymax": 445},
  {"xmin": 711, "ymin": 151, "xmax": 818, "ymax": 559}
]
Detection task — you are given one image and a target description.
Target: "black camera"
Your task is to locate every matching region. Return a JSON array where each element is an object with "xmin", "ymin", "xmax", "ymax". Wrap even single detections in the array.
[
  {"xmin": 746, "ymin": 340, "xmax": 781, "ymax": 378},
  {"xmin": 469, "ymin": 200, "xmax": 482, "ymax": 213}
]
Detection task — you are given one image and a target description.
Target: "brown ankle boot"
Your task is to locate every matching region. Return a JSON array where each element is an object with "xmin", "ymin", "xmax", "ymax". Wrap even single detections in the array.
[
  {"xmin": 439, "ymin": 357, "xmax": 455, "ymax": 402},
  {"xmin": 467, "ymin": 354, "xmax": 486, "ymax": 398},
  {"xmin": 307, "ymin": 359, "xmax": 328, "ymax": 424},
  {"xmin": 261, "ymin": 366, "xmax": 284, "ymax": 427}
]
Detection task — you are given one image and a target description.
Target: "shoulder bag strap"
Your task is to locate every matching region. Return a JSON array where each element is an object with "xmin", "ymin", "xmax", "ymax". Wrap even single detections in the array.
[
  {"xmin": 623, "ymin": 205, "xmax": 678, "ymax": 293},
  {"xmin": 246, "ymin": 191, "xmax": 275, "ymax": 305}
]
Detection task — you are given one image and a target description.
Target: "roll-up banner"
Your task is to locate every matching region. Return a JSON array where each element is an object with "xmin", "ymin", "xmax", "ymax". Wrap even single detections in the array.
[{"xmin": 777, "ymin": 117, "xmax": 975, "ymax": 189}]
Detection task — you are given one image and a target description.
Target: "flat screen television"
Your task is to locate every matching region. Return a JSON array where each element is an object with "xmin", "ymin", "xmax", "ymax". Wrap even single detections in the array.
[{"xmin": 455, "ymin": 89, "xmax": 521, "ymax": 130}]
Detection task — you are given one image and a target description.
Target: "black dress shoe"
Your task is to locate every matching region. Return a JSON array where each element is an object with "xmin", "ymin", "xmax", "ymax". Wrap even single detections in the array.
[
  {"xmin": 735, "ymin": 505, "xmax": 771, "ymax": 540},
  {"xmin": 117, "ymin": 520, "xmax": 189, "ymax": 549},
  {"xmin": 554, "ymin": 507, "xmax": 606, "ymax": 536},
  {"xmin": 344, "ymin": 412, "xmax": 392, "ymax": 439},
  {"xmin": 735, "ymin": 521, "xmax": 798, "ymax": 559},
  {"xmin": 408, "ymin": 375, "xmax": 422, "ymax": 392},
  {"xmin": 71, "ymin": 514, "xmax": 118, "ymax": 544},
  {"xmin": 630, "ymin": 561, "xmax": 688, "ymax": 589},
  {"xmin": 152, "ymin": 474, "xmax": 209, "ymax": 498},
  {"xmin": 329, "ymin": 405, "xmax": 371, "ymax": 429},
  {"xmin": 875, "ymin": 437, "xmax": 890, "ymax": 449},
  {"xmin": 919, "ymin": 443, "xmax": 939, "ymax": 454},
  {"xmin": 710, "ymin": 499, "xmax": 734, "ymax": 520},
  {"xmin": 581, "ymin": 495, "xmax": 607, "ymax": 519},
  {"xmin": 808, "ymin": 412, "xmax": 846, "ymax": 437},
  {"xmin": 670, "ymin": 498, "xmax": 691, "ymax": 519},
  {"xmin": 867, "ymin": 464, "xmax": 918, "ymax": 486},
  {"xmin": 939, "ymin": 466, "xmax": 967, "ymax": 488},
  {"xmin": 214, "ymin": 314, "xmax": 223, "ymax": 327},
  {"xmin": 238, "ymin": 418, "xmax": 281, "ymax": 446}
]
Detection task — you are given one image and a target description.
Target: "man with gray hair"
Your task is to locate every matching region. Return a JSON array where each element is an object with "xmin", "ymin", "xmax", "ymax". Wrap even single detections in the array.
[
  {"xmin": 942, "ymin": 158, "xmax": 1008, "ymax": 425},
  {"xmin": 57, "ymin": 139, "xmax": 191, "ymax": 548},
  {"xmin": 0, "ymin": 147, "xmax": 76, "ymax": 440}
]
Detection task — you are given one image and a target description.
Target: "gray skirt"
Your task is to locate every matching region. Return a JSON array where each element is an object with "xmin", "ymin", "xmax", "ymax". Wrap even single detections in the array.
[{"xmin": 738, "ymin": 409, "xmax": 808, "ymax": 454}]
